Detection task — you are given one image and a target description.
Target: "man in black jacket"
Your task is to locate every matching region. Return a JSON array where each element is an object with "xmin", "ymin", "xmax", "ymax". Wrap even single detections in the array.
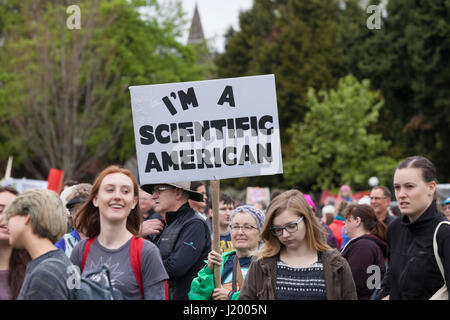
[{"xmin": 141, "ymin": 181, "xmax": 211, "ymax": 300}]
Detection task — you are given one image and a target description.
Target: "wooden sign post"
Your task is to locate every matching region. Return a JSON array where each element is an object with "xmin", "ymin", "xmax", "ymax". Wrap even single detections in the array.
[{"xmin": 210, "ymin": 179, "xmax": 221, "ymax": 288}]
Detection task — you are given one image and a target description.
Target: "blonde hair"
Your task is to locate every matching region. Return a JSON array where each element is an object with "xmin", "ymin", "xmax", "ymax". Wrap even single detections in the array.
[
  {"xmin": 256, "ymin": 189, "xmax": 330, "ymax": 260},
  {"xmin": 3, "ymin": 189, "xmax": 67, "ymax": 243}
]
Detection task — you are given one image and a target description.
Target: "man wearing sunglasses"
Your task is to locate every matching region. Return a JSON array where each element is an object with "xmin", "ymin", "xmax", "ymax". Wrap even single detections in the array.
[{"xmin": 141, "ymin": 182, "xmax": 211, "ymax": 300}]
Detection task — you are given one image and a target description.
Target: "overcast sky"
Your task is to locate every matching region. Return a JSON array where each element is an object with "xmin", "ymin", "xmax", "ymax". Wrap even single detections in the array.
[{"xmin": 179, "ymin": 0, "xmax": 254, "ymax": 52}]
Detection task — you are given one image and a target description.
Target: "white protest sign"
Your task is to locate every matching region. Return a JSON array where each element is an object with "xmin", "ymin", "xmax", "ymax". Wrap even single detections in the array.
[
  {"xmin": 129, "ymin": 74, "xmax": 282, "ymax": 185},
  {"xmin": 1, "ymin": 178, "xmax": 48, "ymax": 193}
]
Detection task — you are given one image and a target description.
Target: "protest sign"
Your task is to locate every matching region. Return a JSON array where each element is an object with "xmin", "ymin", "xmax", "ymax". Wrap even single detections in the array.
[
  {"xmin": 246, "ymin": 187, "xmax": 270, "ymax": 206},
  {"xmin": 1, "ymin": 178, "xmax": 48, "ymax": 193},
  {"xmin": 130, "ymin": 75, "xmax": 282, "ymax": 288},
  {"xmin": 129, "ymin": 74, "xmax": 282, "ymax": 185}
]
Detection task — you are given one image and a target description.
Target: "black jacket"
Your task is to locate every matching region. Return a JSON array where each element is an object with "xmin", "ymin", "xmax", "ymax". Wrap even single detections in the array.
[
  {"xmin": 156, "ymin": 203, "xmax": 211, "ymax": 300},
  {"xmin": 381, "ymin": 202, "xmax": 450, "ymax": 300},
  {"xmin": 341, "ymin": 234, "xmax": 387, "ymax": 300}
]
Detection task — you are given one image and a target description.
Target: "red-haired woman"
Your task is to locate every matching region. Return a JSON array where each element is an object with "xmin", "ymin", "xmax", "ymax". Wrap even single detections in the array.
[{"xmin": 71, "ymin": 165, "xmax": 168, "ymax": 299}]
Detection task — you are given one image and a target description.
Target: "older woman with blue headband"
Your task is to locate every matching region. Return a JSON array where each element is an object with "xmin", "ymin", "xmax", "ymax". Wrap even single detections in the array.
[{"xmin": 189, "ymin": 205, "xmax": 265, "ymax": 300}]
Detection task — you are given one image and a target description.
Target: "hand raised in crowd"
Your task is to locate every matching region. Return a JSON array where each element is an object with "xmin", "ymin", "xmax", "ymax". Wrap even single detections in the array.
[
  {"xmin": 207, "ymin": 249, "xmax": 223, "ymax": 270},
  {"xmin": 141, "ymin": 219, "xmax": 164, "ymax": 237}
]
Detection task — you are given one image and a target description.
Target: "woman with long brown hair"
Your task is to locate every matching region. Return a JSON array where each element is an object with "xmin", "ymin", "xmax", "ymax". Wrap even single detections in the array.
[
  {"xmin": 341, "ymin": 204, "xmax": 387, "ymax": 299},
  {"xmin": 70, "ymin": 165, "xmax": 168, "ymax": 300},
  {"xmin": 239, "ymin": 189, "xmax": 356, "ymax": 300}
]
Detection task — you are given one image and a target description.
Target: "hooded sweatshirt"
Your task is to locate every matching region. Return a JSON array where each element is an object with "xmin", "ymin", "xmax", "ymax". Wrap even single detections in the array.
[{"xmin": 341, "ymin": 234, "xmax": 387, "ymax": 300}]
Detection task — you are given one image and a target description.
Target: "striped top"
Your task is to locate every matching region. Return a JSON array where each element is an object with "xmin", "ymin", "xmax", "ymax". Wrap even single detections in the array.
[{"xmin": 275, "ymin": 258, "xmax": 327, "ymax": 300}]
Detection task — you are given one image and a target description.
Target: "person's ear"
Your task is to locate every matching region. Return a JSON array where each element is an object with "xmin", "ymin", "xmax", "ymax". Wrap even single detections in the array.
[
  {"xmin": 428, "ymin": 181, "xmax": 437, "ymax": 198},
  {"xmin": 132, "ymin": 196, "xmax": 138, "ymax": 210},
  {"xmin": 93, "ymin": 196, "xmax": 99, "ymax": 208},
  {"xmin": 24, "ymin": 213, "xmax": 31, "ymax": 225}
]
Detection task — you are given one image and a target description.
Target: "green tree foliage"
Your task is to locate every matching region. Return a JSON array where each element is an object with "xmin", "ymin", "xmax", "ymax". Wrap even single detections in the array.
[
  {"xmin": 285, "ymin": 75, "xmax": 397, "ymax": 192},
  {"xmin": 216, "ymin": 0, "xmax": 346, "ymax": 130},
  {"xmin": 344, "ymin": 0, "xmax": 450, "ymax": 182},
  {"xmin": 214, "ymin": 0, "xmax": 368, "ymax": 189},
  {"xmin": 0, "ymin": 0, "xmax": 208, "ymax": 180}
]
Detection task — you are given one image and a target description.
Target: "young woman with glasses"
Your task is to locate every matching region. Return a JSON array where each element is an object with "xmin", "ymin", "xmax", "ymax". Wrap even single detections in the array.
[
  {"xmin": 189, "ymin": 205, "xmax": 265, "ymax": 300},
  {"xmin": 239, "ymin": 189, "xmax": 357, "ymax": 300}
]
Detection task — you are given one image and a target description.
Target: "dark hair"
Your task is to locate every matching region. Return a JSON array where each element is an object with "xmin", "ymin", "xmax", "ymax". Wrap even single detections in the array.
[
  {"xmin": 389, "ymin": 205, "xmax": 402, "ymax": 217},
  {"xmin": 190, "ymin": 181, "xmax": 204, "ymax": 192},
  {"xmin": 371, "ymin": 186, "xmax": 391, "ymax": 199},
  {"xmin": 8, "ymin": 248, "xmax": 31, "ymax": 300},
  {"xmin": 219, "ymin": 193, "xmax": 235, "ymax": 206},
  {"xmin": 396, "ymin": 156, "xmax": 437, "ymax": 201},
  {"xmin": 396, "ymin": 156, "xmax": 437, "ymax": 183},
  {"xmin": 63, "ymin": 180, "xmax": 79, "ymax": 188},
  {"xmin": 344, "ymin": 204, "xmax": 386, "ymax": 241},
  {"xmin": 0, "ymin": 186, "xmax": 19, "ymax": 195}
]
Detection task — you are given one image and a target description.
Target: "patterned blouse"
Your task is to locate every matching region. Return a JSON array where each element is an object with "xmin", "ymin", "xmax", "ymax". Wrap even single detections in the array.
[{"xmin": 275, "ymin": 257, "xmax": 327, "ymax": 300}]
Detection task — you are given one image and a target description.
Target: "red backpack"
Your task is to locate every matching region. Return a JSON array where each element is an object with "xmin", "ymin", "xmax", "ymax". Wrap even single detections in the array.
[{"xmin": 81, "ymin": 236, "xmax": 144, "ymax": 299}]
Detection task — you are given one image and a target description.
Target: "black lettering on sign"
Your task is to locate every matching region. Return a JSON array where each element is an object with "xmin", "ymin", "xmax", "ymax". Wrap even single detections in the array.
[
  {"xmin": 162, "ymin": 96, "xmax": 177, "ymax": 116},
  {"xmin": 161, "ymin": 87, "xmax": 199, "ymax": 115},
  {"xmin": 195, "ymin": 149, "xmax": 214, "ymax": 169},
  {"xmin": 178, "ymin": 87, "xmax": 199, "ymax": 111},
  {"xmin": 239, "ymin": 145, "xmax": 256, "ymax": 165},
  {"xmin": 217, "ymin": 85, "xmax": 235, "ymax": 107},
  {"xmin": 139, "ymin": 125, "xmax": 154, "ymax": 145},
  {"xmin": 161, "ymin": 151, "xmax": 179, "ymax": 171},
  {"xmin": 145, "ymin": 153, "xmax": 162, "ymax": 172}
]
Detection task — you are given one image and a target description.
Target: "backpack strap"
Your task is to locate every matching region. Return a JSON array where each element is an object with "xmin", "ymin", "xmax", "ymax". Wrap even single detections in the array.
[
  {"xmin": 130, "ymin": 235, "xmax": 144, "ymax": 299},
  {"xmin": 81, "ymin": 238, "xmax": 96, "ymax": 272},
  {"xmin": 433, "ymin": 221, "xmax": 450, "ymax": 283},
  {"xmin": 164, "ymin": 280, "xmax": 169, "ymax": 300}
]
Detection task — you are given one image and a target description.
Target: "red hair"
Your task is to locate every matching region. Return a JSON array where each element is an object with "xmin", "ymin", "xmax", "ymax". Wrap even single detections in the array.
[{"xmin": 75, "ymin": 165, "xmax": 141, "ymax": 238}]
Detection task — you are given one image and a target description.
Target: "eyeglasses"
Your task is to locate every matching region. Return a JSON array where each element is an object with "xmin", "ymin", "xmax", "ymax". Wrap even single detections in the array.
[
  {"xmin": 231, "ymin": 224, "xmax": 258, "ymax": 233},
  {"xmin": 152, "ymin": 186, "xmax": 175, "ymax": 195},
  {"xmin": 370, "ymin": 196, "xmax": 388, "ymax": 201},
  {"xmin": 270, "ymin": 216, "xmax": 304, "ymax": 237}
]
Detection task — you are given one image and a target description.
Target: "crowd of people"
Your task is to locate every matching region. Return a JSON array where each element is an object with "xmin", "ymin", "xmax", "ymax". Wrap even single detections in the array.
[{"xmin": 0, "ymin": 155, "xmax": 449, "ymax": 300}]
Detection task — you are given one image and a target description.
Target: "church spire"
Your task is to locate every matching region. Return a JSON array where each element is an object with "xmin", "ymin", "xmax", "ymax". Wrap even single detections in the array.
[{"xmin": 187, "ymin": 3, "xmax": 205, "ymax": 45}]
